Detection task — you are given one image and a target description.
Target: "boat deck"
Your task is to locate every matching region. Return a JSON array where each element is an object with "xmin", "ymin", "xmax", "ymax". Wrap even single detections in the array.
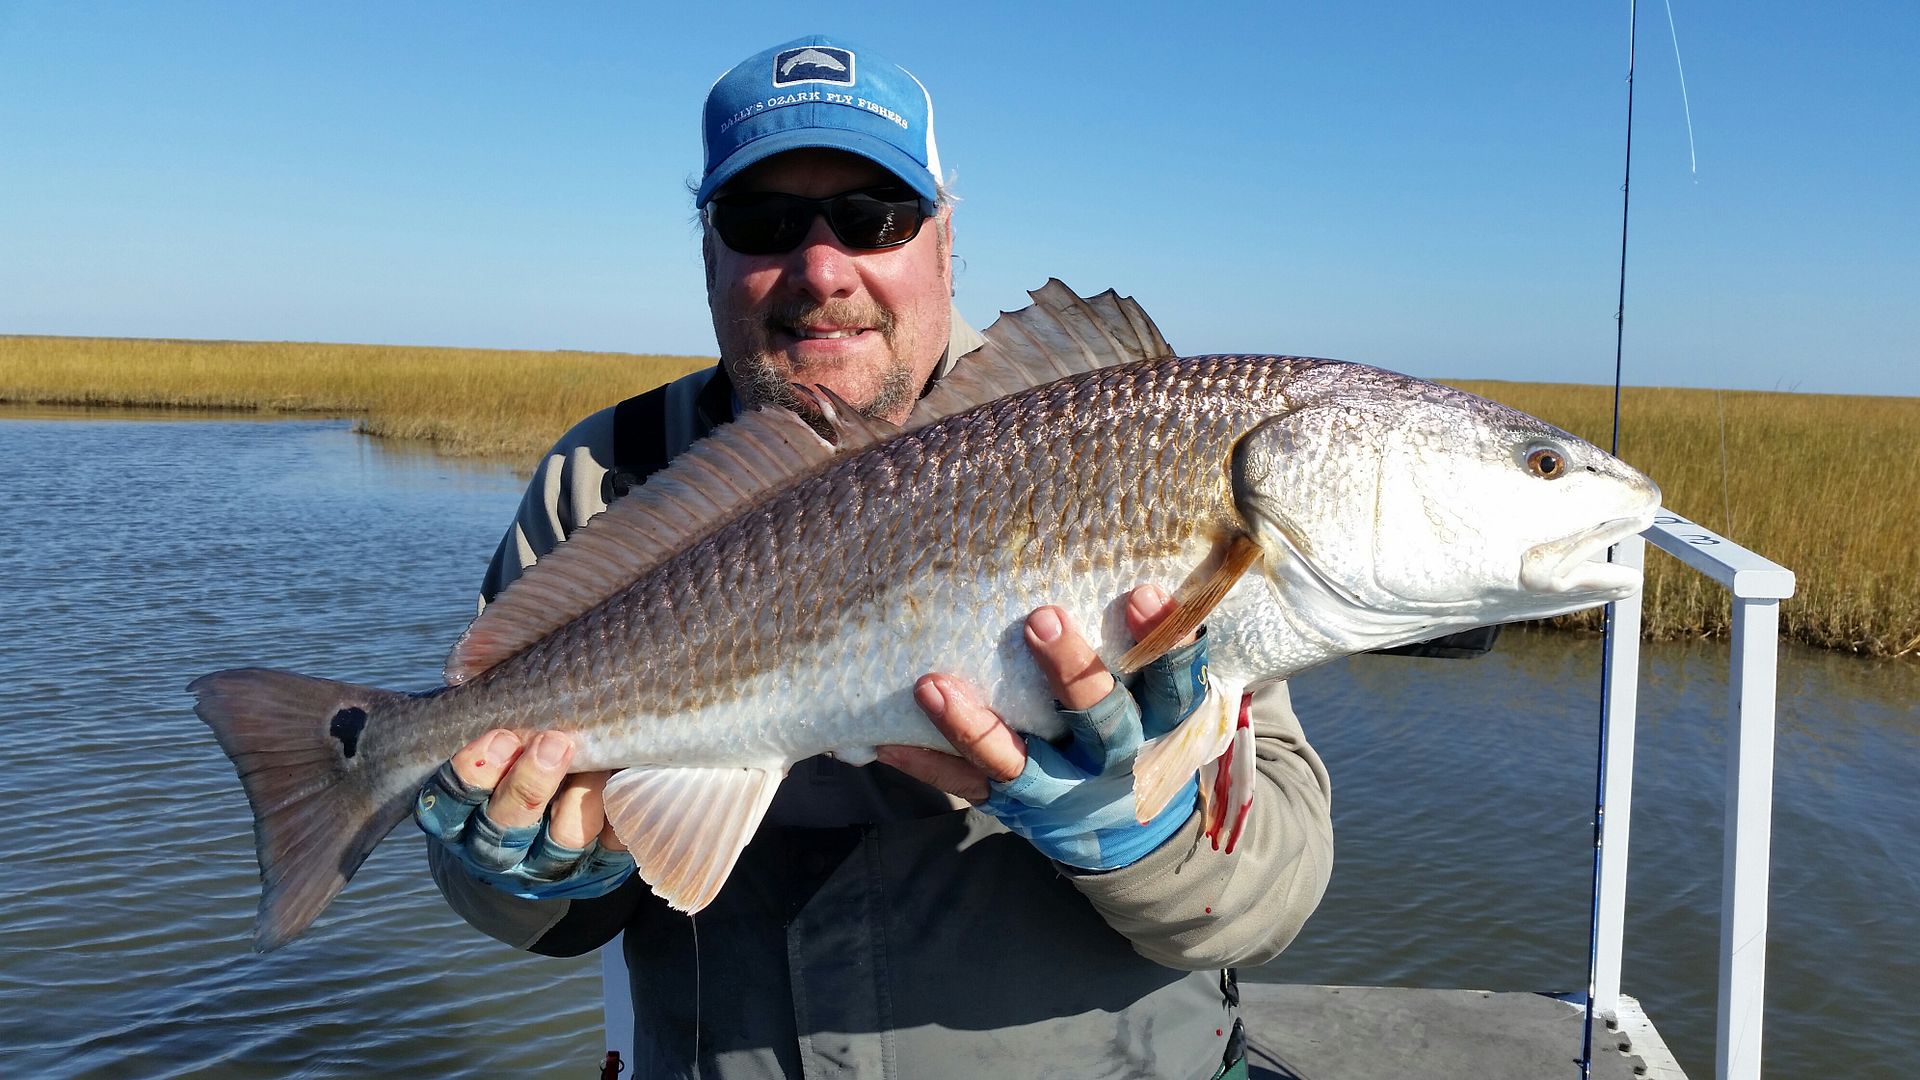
[{"xmin": 1240, "ymin": 984, "xmax": 1688, "ymax": 1079}]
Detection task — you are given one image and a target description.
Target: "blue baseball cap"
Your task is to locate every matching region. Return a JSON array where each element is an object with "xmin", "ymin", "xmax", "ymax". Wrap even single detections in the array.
[{"xmin": 697, "ymin": 36, "xmax": 942, "ymax": 207}]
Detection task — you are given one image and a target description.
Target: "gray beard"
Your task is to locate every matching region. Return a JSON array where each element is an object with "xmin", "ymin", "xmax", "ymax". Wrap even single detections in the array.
[
  {"xmin": 735, "ymin": 359, "xmax": 917, "ymax": 422},
  {"xmin": 724, "ymin": 299, "xmax": 916, "ymax": 422}
]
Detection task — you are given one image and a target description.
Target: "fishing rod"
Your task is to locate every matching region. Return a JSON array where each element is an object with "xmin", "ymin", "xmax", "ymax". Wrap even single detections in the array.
[{"xmin": 1580, "ymin": 0, "xmax": 1638, "ymax": 1076}]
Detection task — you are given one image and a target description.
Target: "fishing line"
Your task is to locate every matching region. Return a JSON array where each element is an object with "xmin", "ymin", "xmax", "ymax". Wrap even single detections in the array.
[
  {"xmin": 692, "ymin": 913, "xmax": 703, "ymax": 1072},
  {"xmin": 1662, "ymin": 0, "xmax": 1699, "ymax": 178},
  {"xmin": 1582, "ymin": 1, "xmax": 1639, "ymax": 1077}
]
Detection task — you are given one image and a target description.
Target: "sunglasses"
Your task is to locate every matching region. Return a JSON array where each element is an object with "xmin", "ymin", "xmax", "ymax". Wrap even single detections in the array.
[{"xmin": 708, "ymin": 185, "xmax": 936, "ymax": 255}]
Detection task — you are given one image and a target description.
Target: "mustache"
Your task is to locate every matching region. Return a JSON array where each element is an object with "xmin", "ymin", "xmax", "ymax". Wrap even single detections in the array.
[{"xmin": 760, "ymin": 298, "xmax": 896, "ymax": 338}]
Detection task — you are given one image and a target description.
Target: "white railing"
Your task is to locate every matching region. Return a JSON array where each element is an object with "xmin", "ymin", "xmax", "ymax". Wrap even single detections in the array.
[{"xmin": 1592, "ymin": 510, "xmax": 1795, "ymax": 1080}]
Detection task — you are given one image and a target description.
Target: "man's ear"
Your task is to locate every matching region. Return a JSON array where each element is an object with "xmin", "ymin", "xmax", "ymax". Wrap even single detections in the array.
[{"xmin": 939, "ymin": 210, "xmax": 956, "ymax": 294}]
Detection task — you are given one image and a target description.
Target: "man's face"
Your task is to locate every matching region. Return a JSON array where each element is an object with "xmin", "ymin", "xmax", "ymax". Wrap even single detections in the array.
[{"xmin": 706, "ymin": 148, "xmax": 953, "ymax": 426}]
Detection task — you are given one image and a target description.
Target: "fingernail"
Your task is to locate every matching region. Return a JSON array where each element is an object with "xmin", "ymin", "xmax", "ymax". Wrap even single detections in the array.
[
  {"xmin": 533, "ymin": 731, "xmax": 570, "ymax": 768},
  {"xmin": 1140, "ymin": 583, "xmax": 1171, "ymax": 609},
  {"xmin": 484, "ymin": 730, "xmax": 519, "ymax": 762},
  {"xmin": 914, "ymin": 681, "xmax": 945, "ymax": 715},
  {"xmin": 1029, "ymin": 606, "xmax": 1064, "ymax": 643}
]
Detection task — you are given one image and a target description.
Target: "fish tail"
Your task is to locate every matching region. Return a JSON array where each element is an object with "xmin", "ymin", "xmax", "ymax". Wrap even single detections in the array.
[{"xmin": 188, "ymin": 667, "xmax": 416, "ymax": 952}]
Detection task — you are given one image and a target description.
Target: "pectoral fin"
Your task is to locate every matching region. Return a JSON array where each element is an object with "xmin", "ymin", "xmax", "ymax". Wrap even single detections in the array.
[
  {"xmin": 1116, "ymin": 534, "xmax": 1262, "ymax": 675},
  {"xmin": 599, "ymin": 763, "xmax": 786, "ymax": 913}
]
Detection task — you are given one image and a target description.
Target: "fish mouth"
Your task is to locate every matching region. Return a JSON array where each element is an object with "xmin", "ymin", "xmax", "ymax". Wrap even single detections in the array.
[{"xmin": 1520, "ymin": 512, "xmax": 1656, "ymax": 598}]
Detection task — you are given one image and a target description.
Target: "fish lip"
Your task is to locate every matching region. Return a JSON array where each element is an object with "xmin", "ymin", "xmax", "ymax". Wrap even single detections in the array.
[{"xmin": 1521, "ymin": 512, "xmax": 1656, "ymax": 596}]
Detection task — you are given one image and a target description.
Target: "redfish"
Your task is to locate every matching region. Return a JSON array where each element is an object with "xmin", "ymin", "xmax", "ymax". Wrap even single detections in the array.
[{"xmin": 191, "ymin": 281, "xmax": 1659, "ymax": 950}]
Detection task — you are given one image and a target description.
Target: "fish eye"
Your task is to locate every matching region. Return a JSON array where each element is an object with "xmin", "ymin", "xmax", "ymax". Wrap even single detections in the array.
[{"xmin": 1525, "ymin": 445, "xmax": 1568, "ymax": 480}]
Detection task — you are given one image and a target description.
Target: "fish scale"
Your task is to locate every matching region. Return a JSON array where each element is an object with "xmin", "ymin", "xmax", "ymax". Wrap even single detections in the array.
[{"xmin": 190, "ymin": 281, "xmax": 1660, "ymax": 949}]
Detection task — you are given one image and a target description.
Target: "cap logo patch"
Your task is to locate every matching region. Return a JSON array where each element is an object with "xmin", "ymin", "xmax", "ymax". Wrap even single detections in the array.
[{"xmin": 773, "ymin": 46, "xmax": 854, "ymax": 87}]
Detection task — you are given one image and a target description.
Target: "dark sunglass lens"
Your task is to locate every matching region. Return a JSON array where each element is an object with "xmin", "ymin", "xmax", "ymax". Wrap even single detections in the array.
[
  {"xmin": 830, "ymin": 191, "xmax": 928, "ymax": 248},
  {"xmin": 712, "ymin": 194, "xmax": 809, "ymax": 255}
]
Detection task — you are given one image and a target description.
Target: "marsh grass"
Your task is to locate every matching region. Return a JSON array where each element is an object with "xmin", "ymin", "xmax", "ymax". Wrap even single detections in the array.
[
  {"xmin": 1, "ymin": 336, "xmax": 1911, "ymax": 655},
  {"xmin": 1451, "ymin": 381, "xmax": 1919, "ymax": 657},
  {"xmin": 0, "ymin": 335, "xmax": 712, "ymax": 463}
]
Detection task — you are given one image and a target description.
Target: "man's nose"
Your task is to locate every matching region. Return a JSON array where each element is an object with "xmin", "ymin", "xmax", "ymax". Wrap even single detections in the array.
[{"xmin": 782, "ymin": 215, "xmax": 857, "ymax": 302}]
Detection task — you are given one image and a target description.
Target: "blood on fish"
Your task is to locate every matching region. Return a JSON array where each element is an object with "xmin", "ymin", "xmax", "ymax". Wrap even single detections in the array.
[{"xmin": 1225, "ymin": 801, "xmax": 1252, "ymax": 855}]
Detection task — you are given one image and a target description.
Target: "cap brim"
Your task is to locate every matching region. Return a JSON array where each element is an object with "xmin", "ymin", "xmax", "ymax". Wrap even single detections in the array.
[{"xmin": 697, "ymin": 128, "xmax": 939, "ymax": 206}]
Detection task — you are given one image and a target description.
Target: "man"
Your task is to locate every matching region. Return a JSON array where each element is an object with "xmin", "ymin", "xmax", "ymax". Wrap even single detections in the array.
[{"xmin": 419, "ymin": 36, "xmax": 1333, "ymax": 1079}]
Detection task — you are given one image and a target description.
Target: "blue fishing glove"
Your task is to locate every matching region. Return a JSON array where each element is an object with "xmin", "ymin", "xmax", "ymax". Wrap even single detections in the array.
[
  {"xmin": 414, "ymin": 762, "xmax": 635, "ymax": 900},
  {"xmin": 981, "ymin": 633, "xmax": 1211, "ymax": 871}
]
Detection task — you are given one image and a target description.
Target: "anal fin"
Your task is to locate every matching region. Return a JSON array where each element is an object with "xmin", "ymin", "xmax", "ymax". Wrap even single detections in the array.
[{"xmin": 599, "ymin": 763, "xmax": 786, "ymax": 913}]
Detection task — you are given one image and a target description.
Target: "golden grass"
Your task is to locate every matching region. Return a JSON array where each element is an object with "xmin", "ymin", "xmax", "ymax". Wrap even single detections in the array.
[
  {"xmin": 0, "ymin": 335, "xmax": 712, "ymax": 463},
  {"xmin": 1, "ymin": 335, "xmax": 1910, "ymax": 655},
  {"xmin": 1450, "ymin": 381, "xmax": 1920, "ymax": 657}
]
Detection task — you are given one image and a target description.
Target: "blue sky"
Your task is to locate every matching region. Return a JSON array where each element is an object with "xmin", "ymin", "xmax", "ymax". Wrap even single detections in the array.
[{"xmin": 2, "ymin": 1, "xmax": 1915, "ymax": 396}]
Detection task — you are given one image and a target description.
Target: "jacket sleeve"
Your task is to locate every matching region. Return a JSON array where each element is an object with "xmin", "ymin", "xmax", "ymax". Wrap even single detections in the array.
[
  {"xmin": 473, "ymin": 407, "xmax": 618, "ymax": 610},
  {"xmin": 426, "ymin": 404, "xmax": 662, "ymax": 955},
  {"xmin": 1066, "ymin": 680, "xmax": 1334, "ymax": 970}
]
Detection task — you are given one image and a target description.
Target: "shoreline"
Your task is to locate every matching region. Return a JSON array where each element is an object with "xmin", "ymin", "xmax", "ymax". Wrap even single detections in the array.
[
  {"xmin": 3, "ymin": 335, "xmax": 1913, "ymax": 658},
  {"xmin": 0, "ymin": 333, "xmax": 714, "ymax": 463}
]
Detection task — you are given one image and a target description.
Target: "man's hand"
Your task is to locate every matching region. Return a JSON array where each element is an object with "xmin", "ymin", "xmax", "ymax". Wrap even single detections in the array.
[
  {"xmin": 414, "ymin": 730, "xmax": 636, "ymax": 900},
  {"xmin": 878, "ymin": 584, "xmax": 1207, "ymax": 870}
]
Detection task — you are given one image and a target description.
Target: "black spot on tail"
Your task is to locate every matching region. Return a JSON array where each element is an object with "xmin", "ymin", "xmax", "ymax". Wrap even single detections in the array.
[{"xmin": 329, "ymin": 707, "xmax": 368, "ymax": 758}]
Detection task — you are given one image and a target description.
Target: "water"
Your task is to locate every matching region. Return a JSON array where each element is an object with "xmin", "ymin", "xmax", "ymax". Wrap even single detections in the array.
[
  {"xmin": 1, "ymin": 412, "xmax": 1913, "ymax": 1078},
  {"xmin": 0, "ymin": 414, "xmax": 595, "ymax": 1077}
]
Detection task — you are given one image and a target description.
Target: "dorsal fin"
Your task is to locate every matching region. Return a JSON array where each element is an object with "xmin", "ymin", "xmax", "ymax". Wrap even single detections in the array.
[
  {"xmin": 444, "ymin": 279, "xmax": 1172, "ymax": 684},
  {"xmin": 904, "ymin": 279, "xmax": 1174, "ymax": 430},
  {"xmin": 444, "ymin": 396, "xmax": 882, "ymax": 684}
]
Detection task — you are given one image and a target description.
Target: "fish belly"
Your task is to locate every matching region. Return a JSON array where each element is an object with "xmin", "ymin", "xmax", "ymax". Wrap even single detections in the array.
[{"xmin": 562, "ymin": 552, "xmax": 1249, "ymax": 773}]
